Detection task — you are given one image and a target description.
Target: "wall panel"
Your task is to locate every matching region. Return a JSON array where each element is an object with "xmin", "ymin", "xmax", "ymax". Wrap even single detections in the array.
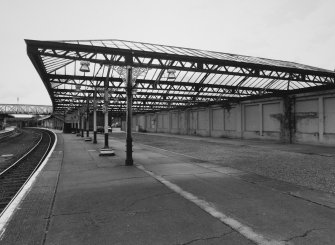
[
  {"xmin": 324, "ymin": 97, "xmax": 335, "ymax": 134},
  {"xmin": 157, "ymin": 114, "xmax": 163, "ymax": 129},
  {"xmin": 295, "ymin": 99, "xmax": 318, "ymax": 133},
  {"xmin": 198, "ymin": 109, "xmax": 209, "ymax": 130},
  {"xmin": 171, "ymin": 112, "xmax": 178, "ymax": 129},
  {"xmin": 212, "ymin": 108, "xmax": 224, "ymax": 130},
  {"xmin": 162, "ymin": 113, "xmax": 169, "ymax": 129},
  {"xmin": 224, "ymin": 107, "xmax": 236, "ymax": 131},
  {"xmin": 245, "ymin": 105, "xmax": 259, "ymax": 132},
  {"xmin": 263, "ymin": 103, "xmax": 280, "ymax": 132}
]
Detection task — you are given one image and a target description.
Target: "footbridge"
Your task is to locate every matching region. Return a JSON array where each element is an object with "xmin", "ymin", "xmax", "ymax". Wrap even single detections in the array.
[{"xmin": 0, "ymin": 104, "xmax": 53, "ymax": 115}]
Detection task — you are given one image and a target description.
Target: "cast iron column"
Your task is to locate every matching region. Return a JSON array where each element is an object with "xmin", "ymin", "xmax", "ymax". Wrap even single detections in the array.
[
  {"xmin": 125, "ymin": 66, "xmax": 133, "ymax": 166},
  {"xmin": 81, "ymin": 113, "xmax": 84, "ymax": 137},
  {"xmin": 104, "ymin": 104, "xmax": 109, "ymax": 148},
  {"xmin": 93, "ymin": 88, "xmax": 97, "ymax": 143},
  {"xmin": 76, "ymin": 111, "xmax": 80, "ymax": 136},
  {"xmin": 86, "ymin": 99, "xmax": 90, "ymax": 137},
  {"xmin": 104, "ymin": 65, "xmax": 112, "ymax": 148}
]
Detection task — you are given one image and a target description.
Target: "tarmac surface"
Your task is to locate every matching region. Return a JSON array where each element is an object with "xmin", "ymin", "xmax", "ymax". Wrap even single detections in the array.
[{"xmin": 1, "ymin": 130, "xmax": 335, "ymax": 244}]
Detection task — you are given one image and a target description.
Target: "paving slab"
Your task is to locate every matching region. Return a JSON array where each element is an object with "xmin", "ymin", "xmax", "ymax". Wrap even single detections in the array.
[
  {"xmin": 0, "ymin": 133, "xmax": 253, "ymax": 245},
  {"xmin": 2, "ymin": 131, "xmax": 335, "ymax": 244},
  {"xmin": 0, "ymin": 132, "xmax": 64, "ymax": 245},
  {"xmin": 125, "ymin": 136, "xmax": 335, "ymax": 244}
]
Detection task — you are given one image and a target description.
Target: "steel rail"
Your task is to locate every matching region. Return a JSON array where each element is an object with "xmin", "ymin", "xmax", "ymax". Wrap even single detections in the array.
[
  {"xmin": 0, "ymin": 131, "xmax": 43, "ymax": 177},
  {"xmin": 29, "ymin": 131, "xmax": 52, "ymax": 175},
  {"xmin": 0, "ymin": 129, "xmax": 55, "ymax": 216},
  {"xmin": 0, "ymin": 131, "xmax": 53, "ymax": 217}
]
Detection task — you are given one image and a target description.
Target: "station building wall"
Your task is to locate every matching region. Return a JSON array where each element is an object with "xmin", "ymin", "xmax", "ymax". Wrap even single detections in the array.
[
  {"xmin": 130, "ymin": 89, "xmax": 335, "ymax": 145},
  {"xmin": 40, "ymin": 117, "xmax": 63, "ymax": 130}
]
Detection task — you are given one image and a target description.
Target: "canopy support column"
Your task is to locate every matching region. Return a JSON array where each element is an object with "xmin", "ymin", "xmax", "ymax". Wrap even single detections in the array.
[
  {"xmin": 81, "ymin": 114, "xmax": 84, "ymax": 137},
  {"xmin": 85, "ymin": 99, "xmax": 92, "ymax": 141},
  {"xmin": 104, "ymin": 71, "xmax": 109, "ymax": 148},
  {"xmin": 99, "ymin": 65, "xmax": 115, "ymax": 156},
  {"xmin": 76, "ymin": 111, "xmax": 80, "ymax": 136},
  {"xmin": 86, "ymin": 99, "xmax": 89, "ymax": 137},
  {"xmin": 93, "ymin": 88, "xmax": 97, "ymax": 144},
  {"xmin": 125, "ymin": 66, "xmax": 133, "ymax": 166}
]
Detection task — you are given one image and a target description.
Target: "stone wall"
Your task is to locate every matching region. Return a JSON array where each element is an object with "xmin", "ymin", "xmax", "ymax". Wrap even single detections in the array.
[{"xmin": 129, "ymin": 89, "xmax": 335, "ymax": 145}]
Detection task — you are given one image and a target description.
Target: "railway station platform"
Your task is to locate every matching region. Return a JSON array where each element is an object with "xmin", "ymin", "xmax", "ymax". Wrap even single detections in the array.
[
  {"xmin": 0, "ymin": 127, "xmax": 16, "ymax": 140},
  {"xmin": 1, "ymin": 131, "xmax": 335, "ymax": 245}
]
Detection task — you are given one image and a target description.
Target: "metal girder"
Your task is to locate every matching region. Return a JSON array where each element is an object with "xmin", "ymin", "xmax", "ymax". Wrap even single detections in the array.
[
  {"xmin": 54, "ymin": 96, "xmax": 213, "ymax": 105},
  {"xmin": 0, "ymin": 104, "xmax": 53, "ymax": 115},
  {"xmin": 25, "ymin": 39, "xmax": 335, "ymax": 114},
  {"xmin": 31, "ymin": 42, "xmax": 335, "ymax": 83},
  {"xmin": 48, "ymin": 74, "xmax": 281, "ymax": 93},
  {"xmin": 53, "ymin": 87, "xmax": 255, "ymax": 97}
]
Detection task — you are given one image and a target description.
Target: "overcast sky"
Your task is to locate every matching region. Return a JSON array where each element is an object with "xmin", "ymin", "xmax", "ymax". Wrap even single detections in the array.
[{"xmin": 0, "ymin": 0, "xmax": 334, "ymax": 106}]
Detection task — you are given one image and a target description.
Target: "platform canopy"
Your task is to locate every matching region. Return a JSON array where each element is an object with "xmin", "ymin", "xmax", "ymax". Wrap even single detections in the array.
[{"xmin": 26, "ymin": 39, "xmax": 335, "ymax": 115}]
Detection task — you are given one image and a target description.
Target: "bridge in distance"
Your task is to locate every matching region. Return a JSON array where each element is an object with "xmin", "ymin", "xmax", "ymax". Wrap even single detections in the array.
[{"xmin": 0, "ymin": 104, "xmax": 53, "ymax": 115}]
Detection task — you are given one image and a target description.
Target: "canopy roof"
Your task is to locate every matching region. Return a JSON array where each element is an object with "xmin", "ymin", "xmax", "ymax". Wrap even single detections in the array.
[{"xmin": 26, "ymin": 39, "xmax": 335, "ymax": 115}]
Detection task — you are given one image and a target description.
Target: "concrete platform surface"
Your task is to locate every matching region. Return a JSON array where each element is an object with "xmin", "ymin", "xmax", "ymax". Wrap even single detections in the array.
[{"xmin": 1, "ymin": 132, "xmax": 335, "ymax": 245}]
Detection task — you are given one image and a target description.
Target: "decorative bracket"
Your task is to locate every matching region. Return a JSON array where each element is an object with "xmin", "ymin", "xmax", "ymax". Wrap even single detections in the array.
[{"xmin": 112, "ymin": 66, "xmax": 149, "ymax": 87}]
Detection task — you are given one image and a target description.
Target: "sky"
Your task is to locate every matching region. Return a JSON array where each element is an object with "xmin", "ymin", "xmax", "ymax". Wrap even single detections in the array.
[{"xmin": 0, "ymin": 0, "xmax": 334, "ymax": 106}]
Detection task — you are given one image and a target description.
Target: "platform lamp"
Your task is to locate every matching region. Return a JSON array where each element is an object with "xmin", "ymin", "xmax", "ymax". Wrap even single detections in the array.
[
  {"xmin": 161, "ymin": 69, "xmax": 177, "ymax": 80},
  {"xmin": 153, "ymin": 69, "xmax": 176, "ymax": 89},
  {"xmin": 75, "ymin": 84, "xmax": 81, "ymax": 92},
  {"xmin": 80, "ymin": 61, "xmax": 90, "ymax": 72},
  {"xmin": 166, "ymin": 69, "xmax": 177, "ymax": 80}
]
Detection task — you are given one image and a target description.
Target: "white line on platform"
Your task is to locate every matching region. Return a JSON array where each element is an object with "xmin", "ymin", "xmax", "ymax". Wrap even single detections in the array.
[
  {"xmin": 136, "ymin": 164, "xmax": 287, "ymax": 245},
  {"xmin": 0, "ymin": 129, "xmax": 58, "ymax": 240}
]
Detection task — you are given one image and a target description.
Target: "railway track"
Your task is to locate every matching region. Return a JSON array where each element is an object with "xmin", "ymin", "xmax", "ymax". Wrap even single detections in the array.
[{"xmin": 0, "ymin": 129, "xmax": 55, "ymax": 214}]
